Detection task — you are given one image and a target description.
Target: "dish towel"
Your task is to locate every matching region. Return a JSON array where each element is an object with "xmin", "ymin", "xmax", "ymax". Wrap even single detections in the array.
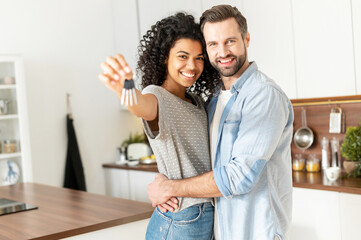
[{"xmin": 63, "ymin": 114, "xmax": 87, "ymax": 191}]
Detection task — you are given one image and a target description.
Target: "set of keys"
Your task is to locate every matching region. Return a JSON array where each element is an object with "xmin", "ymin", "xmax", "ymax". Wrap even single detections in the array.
[{"xmin": 120, "ymin": 79, "xmax": 138, "ymax": 106}]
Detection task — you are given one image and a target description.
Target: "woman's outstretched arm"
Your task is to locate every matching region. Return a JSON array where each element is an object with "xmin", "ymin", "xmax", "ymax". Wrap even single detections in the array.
[{"xmin": 99, "ymin": 54, "xmax": 158, "ymax": 121}]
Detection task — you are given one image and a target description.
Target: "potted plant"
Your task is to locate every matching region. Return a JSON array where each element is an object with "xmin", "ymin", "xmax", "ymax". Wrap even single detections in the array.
[
  {"xmin": 340, "ymin": 119, "xmax": 361, "ymax": 178},
  {"xmin": 121, "ymin": 132, "xmax": 145, "ymax": 147}
]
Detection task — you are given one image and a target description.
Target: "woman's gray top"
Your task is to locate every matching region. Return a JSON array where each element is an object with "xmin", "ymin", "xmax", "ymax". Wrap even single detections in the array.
[{"xmin": 142, "ymin": 85, "xmax": 213, "ymax": 212}]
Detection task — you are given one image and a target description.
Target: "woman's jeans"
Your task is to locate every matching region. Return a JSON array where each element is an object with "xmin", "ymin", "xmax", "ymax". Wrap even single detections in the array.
[{"xmin": 145, "ymin": 202, "xmax": 214, "ymax": 240}]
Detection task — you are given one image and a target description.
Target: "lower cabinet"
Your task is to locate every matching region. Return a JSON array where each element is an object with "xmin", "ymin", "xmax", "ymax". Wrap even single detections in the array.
[
  {"xmin": 291, "ymin": 187, "xmax": 361, "ymax": 240},
  {"xmin": 290, "ymin": 188, "xmax": 341, "ymax": 240},
  {"xmin": 339, "ymin": 193, "xmax": 361, "ymax": 240},
  {"xmin": 104, "ymin": 168, "xmax": 156, "ymax": 203},
  {"xmin": 63, "ymin": 219, "xmax": 150, "ymax": 240}
]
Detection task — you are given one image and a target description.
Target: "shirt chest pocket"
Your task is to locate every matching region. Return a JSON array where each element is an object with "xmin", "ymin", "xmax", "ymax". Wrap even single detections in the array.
[{"xmin": 221, "ymin": 120, "xmax": 241, "ymax": 144}]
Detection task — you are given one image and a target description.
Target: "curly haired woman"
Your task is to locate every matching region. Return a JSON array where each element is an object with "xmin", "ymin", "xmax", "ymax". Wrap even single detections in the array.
[{"xmin": 99, "ymin": 12, "xmax": 219, "ymax": 239}]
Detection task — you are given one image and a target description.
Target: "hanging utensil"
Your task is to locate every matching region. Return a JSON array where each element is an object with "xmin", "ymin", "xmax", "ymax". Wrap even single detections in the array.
[
  {"xmin": 121, "ymin": 79, "xmax": 138, "ymax": 106},
  {"xmin": 294, "ymin": 108, "xmax": 314, "ymax": 150}
]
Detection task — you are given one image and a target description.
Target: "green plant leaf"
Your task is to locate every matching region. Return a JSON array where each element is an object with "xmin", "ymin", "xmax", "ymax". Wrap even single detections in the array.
[
  {"xmin": 341, "ymin": 120, "xmax": 361, "ymax": 177},
  {"xmin": 121, "ymin": 132, "xmax": 146, "ymax": 147}
]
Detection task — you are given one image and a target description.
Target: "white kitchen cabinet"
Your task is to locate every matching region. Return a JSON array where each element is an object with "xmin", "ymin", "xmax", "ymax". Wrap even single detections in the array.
[
  {"xmin": 128, "ymin": 170, "xmax": 157, "ymax": 202},
  {"xmin": 291, "ymin": 187, "xmax": 341, "ymax": 240},
  {"xmin": 104, "ymin": 167, "xmax": 156, "ymax": 203},
  {"xmin": 339, "ymin": 193, "xmax": 361, "ymax": 240},
  {"xmin": 104, "ymin": 168, "xmax": 130, "ymax": 199},
  {"xmin": 352, "ymin": 0, "xmax": 361, "ymax": 95},
  {"xmin": 243, "ymin": 0, "xmax": 297, "ymax": 99},
  {"xmin": 291, "ymin": 0, "xmax": 355, "ymax": 98},
  {"xmin": 0, "ymin": 56, "xmax": 32, "ymax": 185},
  {"xmin": 62, "ymin": 219, "xmax": 150, "ymax": 240}
]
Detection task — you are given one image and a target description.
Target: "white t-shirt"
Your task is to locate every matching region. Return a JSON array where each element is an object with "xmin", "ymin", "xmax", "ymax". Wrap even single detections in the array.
[{"xmin": 210, "ymin": 89, "xmax": 233, "ymax": 240}]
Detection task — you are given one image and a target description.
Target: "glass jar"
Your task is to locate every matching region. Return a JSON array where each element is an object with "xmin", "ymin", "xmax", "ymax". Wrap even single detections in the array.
[
  {"xmin": 306, "ymin": 154, "xmax": 320, "ymax": 172},
  {"xmin": 4, "ymin": 140, "xmax": 17, "ymax": 153},
  {"xmin": 292, "ymin": 154, "xmax": 305, "ymax": 171}
]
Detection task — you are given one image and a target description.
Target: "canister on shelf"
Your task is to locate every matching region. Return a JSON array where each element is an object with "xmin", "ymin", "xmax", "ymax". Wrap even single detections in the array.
[
  {"xmin": 306, "ymin": 154, "xmax": 320, "ymax": 172},
  {"xmin": 4, "ymin": 140, "xmax": 17, "ymax": 153},
  {"xmin": 292, "ymin": 154, "xmax": 305, "ymax": 171},
  {"xmin": 3, "ymin": 76, "xmax": 15, "ymax": 85}
]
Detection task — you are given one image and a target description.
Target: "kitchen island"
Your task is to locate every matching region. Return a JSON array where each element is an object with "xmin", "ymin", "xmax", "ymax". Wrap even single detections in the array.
[{"xmin": 0, "ymin": 183, "xmax": 154, "ymax": 240}]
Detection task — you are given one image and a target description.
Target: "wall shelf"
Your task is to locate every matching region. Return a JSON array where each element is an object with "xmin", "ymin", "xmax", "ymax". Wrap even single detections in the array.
[
  {"xmin": 0, "ymin": 114, "xmax": 18, "ymax": 120},
  {"xmin": 0, "ymin": 84, "xmax": 16, "ymax": 90},
  {"xmin": 290, "ymin": 95, "xmax": 361, "ymax": 167},
  {"xmin": 0, "ymin": 152, "xmax": 21, "ymax": 160},
  {"xmin": 0, "ymin": 55, "xmax": 32, "ymax": 183},
  {"xmin": 291, "ymin": 95, "xmax": 361, "ymax": 106}
]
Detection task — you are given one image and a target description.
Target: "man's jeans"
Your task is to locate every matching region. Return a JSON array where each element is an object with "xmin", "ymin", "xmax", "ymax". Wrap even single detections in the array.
[{"xmin": 145, "ymin": 202, "xmax": 214, "ymax": 240}]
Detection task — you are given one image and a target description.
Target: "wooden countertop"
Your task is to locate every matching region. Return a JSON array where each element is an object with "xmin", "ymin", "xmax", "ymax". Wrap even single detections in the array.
[
  {"xmin": 293, "ymin": 171, "xmax": 361, "ymax": 194},
  {"xmin": 103, "ymin": 163, "xmax": 361, "ymax": 195},
  {"xmin": 103, "ymin": 163, "xmax": 158, "ymax": 173},
  {"xmin": 0, "ymin": 183, "xmax": 154, "ymax": 240}
]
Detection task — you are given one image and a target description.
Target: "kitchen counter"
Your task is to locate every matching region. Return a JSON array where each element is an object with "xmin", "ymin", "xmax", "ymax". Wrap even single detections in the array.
[
  {"xmin": 103, "ymin": 162, "xmax": 158, "ymax": 173},
  {"xmin": 293, "ymin": 171, "xmax": 361, "ymax": 194},
  {"xmin": 103, "ymin": 163, "xmax": 361, "ymax": 195},
  {"xmin": 0, "ymin": 183, "xmax": 154, "ymax": 240}
]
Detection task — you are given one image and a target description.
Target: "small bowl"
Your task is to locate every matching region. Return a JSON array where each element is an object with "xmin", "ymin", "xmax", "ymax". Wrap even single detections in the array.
[
  {"xmin": 325, "ymin": 167, "xmax": 341, "ymax": 181},
  {"xmin": 139, "ymin": 158, "xmax": 157, "ymax": 165},
  {"xmin": 127, "ymin": 160, "xmax": 139, "ymax": 166}
]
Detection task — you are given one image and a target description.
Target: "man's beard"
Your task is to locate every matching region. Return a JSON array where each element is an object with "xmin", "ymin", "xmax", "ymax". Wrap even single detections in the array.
[{"xmin": 211, "ymin": 44, "xmax": 247, "ymax": 77}]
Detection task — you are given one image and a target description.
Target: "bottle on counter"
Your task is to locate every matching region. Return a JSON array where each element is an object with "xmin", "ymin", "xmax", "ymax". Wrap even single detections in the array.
[
  {"xmin": 321, "ymin": 137, "xmax": 329, "ymax": 170},
  {"xmin": 116, "ymin": 147, "xmax": 127, "ymax": 165},
  {"xmin": 330, "ymin": 137, "xmax": 339, "ymax": 167}
]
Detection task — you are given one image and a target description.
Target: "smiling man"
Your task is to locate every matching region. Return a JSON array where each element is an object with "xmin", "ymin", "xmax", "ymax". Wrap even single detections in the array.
[{"xmin": 147, "ymin": 5, "xmax": 294, "ymax": 240}]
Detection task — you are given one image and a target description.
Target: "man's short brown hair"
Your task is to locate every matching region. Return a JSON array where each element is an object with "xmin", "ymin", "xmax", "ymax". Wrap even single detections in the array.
[{"xmin": 200, "ymin": 4, "xmax": 248, "ymax": 39}]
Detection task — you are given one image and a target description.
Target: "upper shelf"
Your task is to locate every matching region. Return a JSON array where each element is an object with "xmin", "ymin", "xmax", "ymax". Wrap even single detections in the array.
[
  {"xmin": 0, "ymin": 114, "xmax": 18, "ymax": 120},
  {"xmin": 291, "ymin": 95, "xmax": 361, "ymax": 106},
  {"xmin": 0, "ymin": 84, "xmax": 16, "ymax": 90},
  {"xmin": 0, "ymin": 152, "xmax": 21, "ymax": 159}
]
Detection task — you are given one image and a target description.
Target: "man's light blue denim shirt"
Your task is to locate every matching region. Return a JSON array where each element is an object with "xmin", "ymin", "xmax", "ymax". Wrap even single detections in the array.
[{"xmin": 207, "ymin": 62, "xmax": 294, "ymax": 240}]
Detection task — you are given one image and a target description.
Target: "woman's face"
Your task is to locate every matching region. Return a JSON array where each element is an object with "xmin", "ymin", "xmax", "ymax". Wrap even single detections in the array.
[{"xmin": 164, "ymin": 38, "xmax": 204, "ymax": 90}]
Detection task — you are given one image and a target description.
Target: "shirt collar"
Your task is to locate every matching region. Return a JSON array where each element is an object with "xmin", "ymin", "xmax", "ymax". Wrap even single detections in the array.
[
  {"xmin": 213, "ymin": 61, "xmax": 258, "ymax": 96},
  {"xmin": 230, "ymin": 61, "xmax": 258, "ymax": 93}
]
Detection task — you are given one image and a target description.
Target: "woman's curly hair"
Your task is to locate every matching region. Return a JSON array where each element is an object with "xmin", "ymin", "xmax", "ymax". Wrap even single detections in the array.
[{"xmin": 137, "ymin": 12, "xmax": 220, "ymax": 99}]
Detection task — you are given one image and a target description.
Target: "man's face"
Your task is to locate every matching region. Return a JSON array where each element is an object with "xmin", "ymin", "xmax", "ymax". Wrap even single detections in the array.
[{"xmin": 203, "ymin": 18, "xmax": 249, "ymax": 79}]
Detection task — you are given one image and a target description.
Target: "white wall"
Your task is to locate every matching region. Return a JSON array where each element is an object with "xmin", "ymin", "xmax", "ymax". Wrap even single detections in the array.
[
  {"xmin": 244, "ymin": 0, "xmax": 297, "ymax": 99},
  {"xmin": 138, "ymin": 0, "xmax": 203, "ymax": 37},
  {"xmin": 352, "ymin": 0, "xmax": 361, "ymax": 94},
  {"xmin": 0, "ymin": 0, "xmax": 142, "ymax": 194}
]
